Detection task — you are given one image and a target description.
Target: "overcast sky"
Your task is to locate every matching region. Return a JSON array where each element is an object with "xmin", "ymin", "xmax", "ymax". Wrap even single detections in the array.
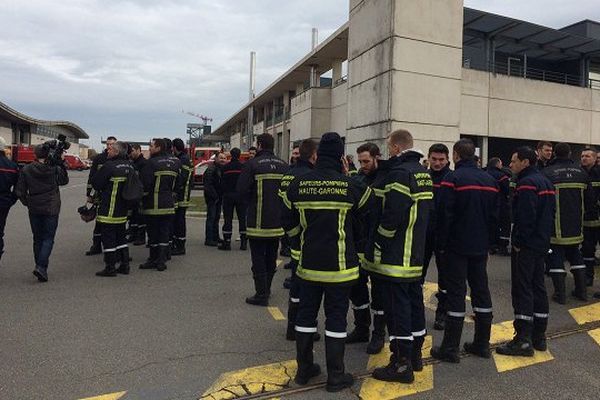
[{"xmin": 1, "ymin": 1, "xmax": 599, "ymax": 150}]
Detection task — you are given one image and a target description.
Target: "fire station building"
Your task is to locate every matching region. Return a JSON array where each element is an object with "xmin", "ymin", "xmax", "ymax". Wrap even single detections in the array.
[{"xmin": 212, "ymin": 0, "xmax": 600, "ymax": 164}]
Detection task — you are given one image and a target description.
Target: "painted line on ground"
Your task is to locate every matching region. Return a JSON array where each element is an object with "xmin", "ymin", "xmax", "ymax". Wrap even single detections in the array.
[
  {"xmin": 568, "ymin": 302, "xmax": 600, "ymax": 325},
  {"xmin": 268, "ymin": 306, "xmax": 286, "ymax": 321},
  {"xmin": 588, "ymin": 328, "xmax": 600, "ymax": 346},
  {"xmin": 79, "ymin": 391, "xmax": 127, "ymax": 400}
]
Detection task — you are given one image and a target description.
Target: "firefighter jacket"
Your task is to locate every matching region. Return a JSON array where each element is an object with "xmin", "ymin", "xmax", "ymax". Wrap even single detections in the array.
[
  {"xmin": 351, "ymin": 168, "xmax": 378, "ymax": 259},
  {"xmin": 511, "ymin": 166, "xmax": 555, "ymax": 254},
  {"xmin": 221, "ymin": 158, "xmax": 244, "ymax": 200},
  {"xmin": 363, "ymin": 151, "xmax": 433, "ymax": 282},
  {"xmin": 91, "ymin": 155, "xmax": 135, "ymax": 224},
  {"xmin": 543, "ymin": 158, "xmax": 594, "ymax": 245},
  {"xmin": 281, "ymin": 156, "xmax": 372, "ymax": 285},
  {"xmin": 0, "ymin": 154, "xmax": 19, "ymax": 208},
  {"xmin": 132, "ymin": 154, "xmax": 147, "ymax": 172},
  {"xmin": 436, "ymin": 159, "xmax": 499, "ymax": 256},
  {"xmin": 140, "ymin": 152, "xmax": 181, "ymax": 216},
  {"xmin": 278, "ymin": 159, "xmax": 314, "ymax": 262},
  {"xmin": 426, "ymin": 165, "xmax": 452, "ymax": 239},
  {"xmin": 175, "ymin": 152, "xmax": 193, "ymax": 208},
  {"xmin": 582, "ymin": 164, "xmax": 600, "ymax": 228},
  {"xmin": 237, "ymin": 149, "xmax": 288, "ymax": 239},
  {"xmin": 487, "ymin": 166, "xmax": 512, "ymax": 236},
  {"xmin": 87, "ymin": 150, "xmax": 108, "ymax": 197}
]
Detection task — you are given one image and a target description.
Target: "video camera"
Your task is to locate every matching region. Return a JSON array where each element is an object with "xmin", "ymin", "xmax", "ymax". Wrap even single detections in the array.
[{"xmin": 43, "ymin": 134, "xmax": 71, "ymax": 166}]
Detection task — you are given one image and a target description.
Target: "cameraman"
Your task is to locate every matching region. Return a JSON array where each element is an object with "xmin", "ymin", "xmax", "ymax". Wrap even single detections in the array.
[{"xmin": 16, "ymin": 144, "xmax": 69, "ymax": 282}]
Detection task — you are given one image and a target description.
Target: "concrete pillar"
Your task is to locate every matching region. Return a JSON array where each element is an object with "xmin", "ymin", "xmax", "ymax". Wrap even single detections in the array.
[
  {"xmin": 263, "ymin": 106, "xmax": 269, "ymax": 133},
  {"xmin": 332, "ymin": 59, "xmax": 343, "ymax": 85},
  {"xmin": 296, "ymin": 82, "xmax": 305, "ymax": 94},
  {"xmin": 346, "ymin": 0, "xmax": 463, "ymax": 156},
  {"xmin": 282, "ymin": 91, "xmax": 291, "ymax": 161},
  {"xmin": 310, "ymin": 65, "xmax": 320, "ymax": 88}
]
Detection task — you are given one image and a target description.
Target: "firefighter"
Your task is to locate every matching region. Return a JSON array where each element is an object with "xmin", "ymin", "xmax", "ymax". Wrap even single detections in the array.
[
  {"xmin": 237, "ymin": 134, "xmax": 288, "ymax": 306},
  {"xmin": 487, "ymin": 157, "xmax": 512, "ymax": 256},
  {"xmin": 496, "ymin": 146, "xmax": 555, "ymax": 356},
  {"xmin": 172, "ymin": 138, "xmax": 193, "ymax": 256},
  {"xmin": 543, "ymin": 142, "xmax": 593, "ymax": 303},
  {"xmin": 580, "ymin": 147, "xmax": 600, "ymax": 287},
  {"xmin": 536, "ymin": 141, "xmax": 553, "ymax": 170},
  {"xmin": 139, "ymin": 138, "xmax": 181, "ymax": 272},
  {"xmin": 431, "ymin": 138, "xmax": 498, "ymax": 363},
  {"xmin": 346, "ymin": 142, "xmax": 387, "ymax": 355},
  {"xmin": 129, "ymin": 144, "xmax": 147, "ymax": 246},
  {"xmin": 91, "ymin": 141, "xmax": 135, "ymax": 277},
  {"xmin": 219, "ymin": 147, "xmax": 247, "ymax": 251},
  {"xmin": 282, "ymin": 132, "xmax": 372, "ymax": 391},
  {"xmin": 278, "ymin": 139, "xmax": 318, "ymax": 341},
  {"xmin": 362, "ymin": 130, "xmax": 433, "ymax": 383},
  {"xmin": 86, "ymin": 136, "xmax": 117, "ymax": 256},
  {"xmin": 423, "ymin": 143, "xmax": 452, "ymax": 331}
]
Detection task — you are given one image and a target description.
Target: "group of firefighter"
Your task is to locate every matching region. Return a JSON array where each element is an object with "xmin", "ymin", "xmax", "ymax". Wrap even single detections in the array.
[{"xmin": 85, "ymin": 130, "xmax": 600, "ymax": 391}]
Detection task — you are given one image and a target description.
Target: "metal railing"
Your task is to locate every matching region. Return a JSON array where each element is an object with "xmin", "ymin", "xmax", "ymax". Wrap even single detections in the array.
[{"xmin": 590, "ymin": 79, "xmax": 600, "ymax": 90}]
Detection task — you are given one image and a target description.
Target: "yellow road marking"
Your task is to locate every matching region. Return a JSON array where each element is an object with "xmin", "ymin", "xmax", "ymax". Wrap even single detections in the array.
[
  {"xmin": 200, "ymin": 360, "xmax": 297, "ymax": 400},
  {"xmin": 589, "ymin": 328, "xmax": 600, "ymax": 346},
  {"xmin": 277, "ymin": 259, "xmax": 284, "ymax": 267},
  {"xmin": 268, "ymin": 306, "xmax": 286, "ymax": 321},
  {"xmin": 423, "ymin": 282, "xmax": 472, "ymax": 323},
  {"xmin": 492, "ymin": 349, "xmax": 553, "ymax": 373},
  {"xmin": 359, "ymin": 336, "xmax": 434, "ymax": 400},
  {"xmin": 79, "ymin": 392, "xmax": 127, "ymax": 400},
  {"xmin": 568, "ymin": 302, "xmax": 600, "ymax": 325},
  {"xmin": 490, "ymin": 320, "xmax": 515, "ymax": 344}
]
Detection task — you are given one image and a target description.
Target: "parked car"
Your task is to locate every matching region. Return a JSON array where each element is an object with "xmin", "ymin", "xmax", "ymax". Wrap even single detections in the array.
[{"xmin": 64, "ymin": 154, "xmax": 87, "ymax": 171}]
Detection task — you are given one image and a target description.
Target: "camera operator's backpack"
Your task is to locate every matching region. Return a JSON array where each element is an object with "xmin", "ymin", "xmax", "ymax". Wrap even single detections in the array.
[{"xmin": 122, "ymin": 167, "xmax": 144, "ymax": 203}]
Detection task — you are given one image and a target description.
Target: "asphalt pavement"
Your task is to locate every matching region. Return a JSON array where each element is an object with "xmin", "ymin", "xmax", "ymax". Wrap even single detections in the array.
[{"xmin": 0, "ymin": 171, "xmax": 599, "ymax": 400}]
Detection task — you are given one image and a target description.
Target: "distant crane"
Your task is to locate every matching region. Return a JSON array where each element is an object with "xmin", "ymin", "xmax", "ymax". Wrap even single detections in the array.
[
  {"xmin": 181, "ymin": 110, "xmax": 213, "ymax": 146},
  {"xmin": 181, "ymin": 110, "xmax": 213, "ymax": 126}
]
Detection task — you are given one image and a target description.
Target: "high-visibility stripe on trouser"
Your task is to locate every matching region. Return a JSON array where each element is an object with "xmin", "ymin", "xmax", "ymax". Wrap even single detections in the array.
[{"xmin": 295, "ymin": 326, "xmax": 317, "ymax": 333}]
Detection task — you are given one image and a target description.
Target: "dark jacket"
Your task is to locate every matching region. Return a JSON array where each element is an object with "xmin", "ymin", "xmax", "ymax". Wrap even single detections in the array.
[
  {"xmin": 203, "ymin": 162, "xmax": 222, "ymax": 201},
  {"xmin": 436, "ymin": 159, "xmax": 499, "ymax": 256},
  {"xmin": 132, "ymin": 154, "xmax": 147, "ymax": 172},
  {"xmin": 582, "ymin": 164, "xmax": 600, "ymax": 228},
  {"xmin": 221, "ymin": 158, "xmax": 244, "ymax": 198},
  {"xmin": 282, "ymin": 156, "xmax": 372, "ymax": 285},
  {"xmin": 237, "ymin": 149, "xmax": 288, "ymax": 239},
  {"xmin": 426, "ymin": 165, "xmax": 452, "ymax": 238},
  {"xmin": 140, "ymin": 152, "xmax": 181, "ymax": 215},
  {"xmin": 175, "ymin": 152, "xmax": 194, "ymax": 208},
  {"xmin": 351, "ymin": 168, "xmax": 379, "ymax": 258},
  {"xmin": 0, "ymin": 154, "xmax": 19, "ymax": 208},
  {"xmin": 543, "ymin": 158, "xmax": 592, "ymax": 245},
  {"xmin": 91, "ymin": 155, "xmax": 135, "ymax": 224},
  {"xmin": 16, "ymin": 161, "xmax": 69, "ymax": 216},
  {"xmin": 87, "ymin": 150, "xmax": 108, "ymax": 197},
  {"xmin": 511, "ymin": 166, "xmax": 555, "ymax": 254},
  {"xmin": 279, "ymin": 159, "xmax": 314, "ymax": 261},
  {"xmin": 363, "ymin": 151, "xmax": 434, "ymax": 282}
]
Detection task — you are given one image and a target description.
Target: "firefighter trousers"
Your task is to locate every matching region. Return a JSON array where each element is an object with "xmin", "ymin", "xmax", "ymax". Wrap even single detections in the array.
[
  {"xmin": 147, "ymin": 215, "xmax": 173, "ymax": 250},
  {"xmin": 349, "ymin": 270, "xmax": 384, "ymax": 316},
  {"xmin": 547, "ymin": 245, "xmax": 585, "ymax": 274},
  {"xmin": 582, "ymin": 226, "xmax": 600, "ymax": 281},
  {"xmin": 375, "ymin": 278, "xmax": 425, "ymax": 341},
  {"xmin": 511, "ymin": 247, "xmax": 549, "ymax": 323},
  {"xmin": 173, "ymin": 207, "xmax": 187, "ymax": 242},
  {"xmin": 445, "ymin": 251, "xmax": 493, "ymax": 319},
  {"xmin": 221, "ymin": 196, "xmax": 246, "ymax": 240},
  {"xmin": 100, "ymin": 222, "xmax": 127, "ymax": 264},
  {"xmin": 295, "ymin": 281, "xmax": 351, "ymax": 338}
]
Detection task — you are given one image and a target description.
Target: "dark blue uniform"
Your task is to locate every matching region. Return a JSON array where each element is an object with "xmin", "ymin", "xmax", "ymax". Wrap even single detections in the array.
[
  {"xmin": 487, "ymin": 166, "xmax": 512, "ymax": 254},
  {"xmin": 220, "ymin": 157, "xmax": 247, "ymax": 248}
]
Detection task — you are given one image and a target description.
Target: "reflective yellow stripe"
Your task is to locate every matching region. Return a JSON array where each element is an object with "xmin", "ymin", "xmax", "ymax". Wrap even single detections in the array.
[
  {"xmin": 295, "ymin": 201, "xmax": 353, "ymax": 210},
  {"xmin": 584, "ymin": 220, "xmax": 600, "ymax": 227},
  {"xmin": 287, "ymin": 225, "xmax": 302, "ymax": 237},
  {"xmin": 403, "ymin": 203, "xmax": 418, "ymax": 266},
  {"xmin": 296, "ymin": 266, "xmax": 359, "ymax": 283},
  {"xmin": 256, "ymin": 178, "xmax": 263, "ymax": 229},
  {"xmin": 107, "ymin": 177, "xmax": 126, "ymax": 219},
  {"xmin": 551, "ymin": 236, "xmax": 584, "ymax": 245},
  {"xmin": 357, "ymin": 187, "xmax": 372, "ymax": 209},
  {"xmin": 338, "ymin": 208, "xmax": 347, "ymax": 271},
  {"xmin": 257, "ymin": 173, "xmax": 284, "ymax": 180},
  {"xmin": 299, "ymin": 209, "xmax": 307, "ymax": 267},
  {"xmin": 362, "ymin": 259, "xmax": 423, "ymax": 279},
  {"xmin": 384, "ymin": 182, "xmax": 433, "ymax": 200},
  {"xmin": 182, "ymin": 165, "xmax": 193, "ymax": 171},
  {"xmin": 291, "ymin": 249, "xmax": 301, "ymax": 261},
  {"xmin": 246, "ymin": 227, "xmax": 284, "ymax": 237},
  {"xmin": 155, "ymin": 170, "xmax": 178, "ymax": 177},
  {"xmin": 143, "ymin": 208, "xmax": 175, "ymax": 215},
  {"xmin": 554, "ymin": 183, "xmax": 587, "ymax": 190},
  {"xmin": 377, "ymin": 225, "xmax": 396, "ymax": 238},
  {"xmin": 154, "ymin": 175, "xmax": 161, "ymax": 213},
  {"xmin": 554, "ymin": 189, "xmax": 561, "ymax": 240},
  {"xmin": 97, "ymin": 216, "xmax": 128, "ymax": 224},
  {"xmin": 281, "ymin": 191, "xmax": 292, "ymax": 210},
  {"xmin": 591, "ymin": 182, "xmax": 600, "ymax": 187}
]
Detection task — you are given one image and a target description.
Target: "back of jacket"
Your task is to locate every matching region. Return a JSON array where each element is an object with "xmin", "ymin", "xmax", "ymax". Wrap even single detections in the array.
[
  {"xmin": 221, "ymin": 158, "xmax": 244, "ymax": 198},
  {"xmin": 237, "ymin": 150, "xmax": 288, "ymax": 238},
  {"xmin": 0, "ymin": 155, "xmax": 19, "ymax": 208},
  {"xmin": 512, "ymin": 166, "xmax": 555, "ymax": 253},
  {"xmin": 427, "ymin": 165, "xmax": 452, "ymax": 238},
  {"xmin": 132, "ymin": 154, "xmax": 147, "ymax": 172},
  {"xmin": 203, "ymin": 163, "xmax": 222, "ymax": 201},
  {"xmin": 582, "ymin": 164, "xmax": 600, "ymax": 228},
  {"xmin": 141, "ymin": 153, "xmax": 181, "ymax": 215},
  {"xmin": 176, "ymin": 152, "xmax": 193, "ymax": 207},
  {"xmin": 436, "ymin": 159, "xmax": 499, "ymax": 255},
  {"xmin": 91, "ymin": 156, "xmax": 134, "ymax": 224},
  {"xmin": 282, "ymin": 158, "xmax": 372, "ymax": 285},
  {"xmin": 87, "ymin": 150, "xmax": 108, "ymax": 197},
  {"xmin": 363, "ymin": 151, "xmax": 433, "ymax": 282},
  {"xmin": 16, "ymin": 161, "xmax": 69, "ymax": 216},
  {"xmin": 543, "ymin": 158, "xmax": 591, "ymax": 245}
]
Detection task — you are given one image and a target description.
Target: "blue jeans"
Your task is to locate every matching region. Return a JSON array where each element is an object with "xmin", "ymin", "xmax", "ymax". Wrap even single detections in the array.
[
  {"xmin": 28, "ymin": 213, "xmax": 59, "ymax": 271},
  {"xmin": 204, "ymin": 197, "xmax": 222, "ymax": 243}
]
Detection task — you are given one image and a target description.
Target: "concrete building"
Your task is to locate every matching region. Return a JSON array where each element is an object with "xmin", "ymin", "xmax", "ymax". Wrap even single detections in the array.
[
  {"xmin": 0, "ymin": 100, "xmax": 89, "ymax": 155},
  {"xmin": 212, "ymin": 0, "xmax": 600, "ymax": 164}
]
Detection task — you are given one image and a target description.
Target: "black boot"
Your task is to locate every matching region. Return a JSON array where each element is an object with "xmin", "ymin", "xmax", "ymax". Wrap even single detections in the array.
[
  {"xmin": 411, "ymin": 335, "xmax": 425, "ymax": 372},
  {"xmin": 532, "ymin": 316, "xmax": 548, "ymax": 351},
  {"xmin": 434, "ymin": 291, "xmax": 447, "ymax": 330},
  {"xmin": 496, "ymin": 319, "xmax": 534, "ymax": 357},
  {"xmin": 96, "ymin": 252, "xmax": 117, "ymax": 277},
  {"xmin": 139, "ymin": 247, "xmax": 159, "ymax": 269},
  {"xmin": 156, "ymin": 246, "xmax": 167, "ymax": 271},
  {"xmin": 585, "ymin": 261, "xmax": 595, "ymax": 287},
  {"xmin": 372, "ymin": 339, "xmax": 414, "ymax": 383},
  {"xmin": 286, "ymin": 301, "xmax": 299, "ymax": 341},
  {"xmin": 346, "ymin": 307, "xmax": 371, "ymax": 344},
  {"xmin": 283, "ymin": 277, "xmax": 292, "ymax": 289},
  {"xmin": 133, "ymin": 227, "xmax": 146, "ymax": 246},
  {"xmin": 325, "ymin": 337, "xmax": 354, "ymax": 392},
  {"xmin": 550, "ymin": 272, "xmax": 566, "ymax": 305},
  {"xmin": 164, "ymin": 243, "xmax": 171, "ymax": 261},
  {"xmin": 218, "ymin": 239, "xmax": 231, "ymax": 251},
  {"xmin": 85, "ymin": 238, "xmax": 102, "ymax": 256},
  {"xmin": 431, "ymin": 317, "xmax": 463, "ymax": 363},
  {"xmin": 116, "ymin": 247, "xmax": 130, "ymax": 275},
  {"xmin": 571, "ymin": 268, "xmax": 588, "ymax": 301},
  {"xmin": 246, "ymin": 275, "xmax": 269, "ymax": 306},
  {"xmin": 266, "ymin": 271, "xmax": 276, "ymax": 298},
  {"xmin": 366, "ymin": 313, "xmax": 386, "ymax": 354},
  {"xmin": 294, "ymin": 332, "xmax": 321, "ymax": 385},
  {"xmin": 240, "ymin": 234, "xmax": 247, "ymax": 251},
  {"xmin": 464, "ymin": 312, "xmax": 492, "ymax": 358},
  {"xmin": 171, "ymin": 239, "xmax": 186, "ymax": 256}
]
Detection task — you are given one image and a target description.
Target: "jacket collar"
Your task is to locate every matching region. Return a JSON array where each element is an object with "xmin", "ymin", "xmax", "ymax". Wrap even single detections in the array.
[
  {"xmin": 256, "ymin": 149, "xmax": 274, "ymax": 157},
  {"xmin": 316, "ymin": 156, "xmax": 342, "ymax": 173},
  {"xmin": 429, "ymin": 164, "xmax": 451, "ymax": 177},
  {"xmin": 295, "ymin": 159, "xmax": 314, "ymax": 169},
  {"xmin": 548, "ymin": 157, "xmax": 573, "ymax": 166},
  {"xmin": 518, "ymin": 165, "xmax": 536, "ymax": 179},
  {"xmin": 455, "ymin": 159, "xmax": 478, "ymax": 169},
  {"xmin": 390, "ymin": 149, "xmax": 423, "ymax": 165}
]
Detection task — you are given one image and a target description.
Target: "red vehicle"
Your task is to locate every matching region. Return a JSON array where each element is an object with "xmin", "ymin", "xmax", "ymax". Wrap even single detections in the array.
[
  {"xmin": 8, "ymin": 145, "xmax": 35, "ymax": 166},
  {"xmin": 192, "ymin": 151, "xmax": 252, "ymax": 188},
  {"xmin": 64, "ymin": 154, "xmax": 87, "ymax": 171}
]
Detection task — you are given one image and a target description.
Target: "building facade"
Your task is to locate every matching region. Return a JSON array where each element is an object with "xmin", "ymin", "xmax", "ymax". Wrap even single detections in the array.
[{"xmin": 213, "ymin": 0, "xmax": 600, "ymax": 164}]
